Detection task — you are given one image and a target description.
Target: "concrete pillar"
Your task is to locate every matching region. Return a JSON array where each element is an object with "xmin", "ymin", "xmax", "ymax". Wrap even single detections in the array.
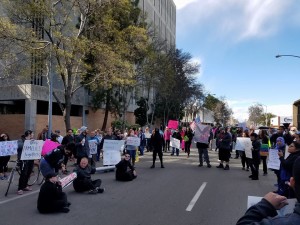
[{"xmin": 25, "ymin": 99, "xmax": 37, "ymax": 132}]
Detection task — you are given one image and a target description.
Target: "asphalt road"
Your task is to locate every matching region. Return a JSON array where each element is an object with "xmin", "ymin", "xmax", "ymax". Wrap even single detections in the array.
[{"xmin": 0, "ymin": 149, "xmax": 278, "ymax": 225}]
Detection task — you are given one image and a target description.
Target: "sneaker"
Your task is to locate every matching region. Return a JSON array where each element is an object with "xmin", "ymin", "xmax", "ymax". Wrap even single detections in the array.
[
  {"xmin": 23, "ymin": 186, "xmax": 32, "ymax": 191},
  {"xmin": 98, "ymin": 188, "xmax": 105, "ymax": 193},
  {"xmin": 207, "ymin": 164, "xmax": 212, "ymax": 168},
  {"xmin": 150, "ymin": 165, "xmax": 155, "ymax": 169},
  {"xmin": 216, "ymin": 164, "xmax": 224, "ymax": 169},
  {"xmin": 161, "ymin": 165, "xmax": 165, "ymax": 168},
  {"xmin": 242, "ymin": 167, "xmax": 245, "ymax": 170},
  {"xmin": 224, "ymin": 165, "xmax": 230, "ymax": 170},
  {"xmin": 263, "ymin": 172, "xmax": 268, "ymax": 176},
  {"xmin": 252, "ymin": 177, "xmax": 259, "ymax": 180},
  {"xmin": 88, "ymin": 189, "xmax": 98, "ymax": 194},
  {"xmin": 198, "ymin": 164, "xmax": 203, "ymax": 167},
  {"xmin": 17, "ymin": 190, "xmax": 23, "ymax": 195},
  {"xmin": 249, "ymin": 175, "xmax": 253, "ymax": 178}
]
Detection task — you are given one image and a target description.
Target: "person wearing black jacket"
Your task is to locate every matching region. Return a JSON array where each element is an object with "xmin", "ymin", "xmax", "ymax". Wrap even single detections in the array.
[
  {"xmin": 249, "ymin": 133, "xmax": 261, "ymax": 180},
  {"xmin": 115, "ymin": 153, "xmax": 137, "ymax": 181},
  {"xmin": 73, "ymin": 157, "xmax": 104, "ymax": 194},
  {"xmin": 171, "ymin": 129, "xmax": 182, "ymax": 156},
  {"xmin": 40, "ymin": 143, "xmax": 74, "ymax": 178},
  {"xmin": 37, "ymin": 173, "xmax": 70, "ymax": 213},
  {"xmin": 277, "ymin": 141, "xmax": 300, "ymax": 198},
  {"xmin": 184, "ymin": 127, "xmax": 194, "ymax": 158},
  {"xmin": 270, "ymin": 125, "xmax": 293, "ymax": 147},
  {"xmin": 150, "ymin": 128, "xmax": 165, "ymax": 168}
]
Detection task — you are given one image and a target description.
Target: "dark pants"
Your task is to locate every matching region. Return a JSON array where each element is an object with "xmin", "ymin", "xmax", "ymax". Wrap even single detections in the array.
[
  {"xmin": 73, "ymin": 178, "xmax": 102, "ymax": 192},
  {"xmin": 164, "ymin": 140, "xmax": 170, "ymax": 151},
  {"xmin": 239, "ymin": 151, "xmax": 249, "ymax": 169},
  {"xmin": 0, "ymin": 156, "xmax": 10, "ymax": 173},
  {"xmin": 249, "ymin": 160, "xmax": 259, "ymax": 179},
  {"xmin": 260, "ymin": 156, "xmax": 267, "ymax": 174},
  {"xmin": 197, "ymin": 147, "xmax": 210, "ymax": 165},
  {"xmin": 18, "ymin": 160, "xmax": 34, "ymax": 190},
  {"xmin": 152, "ymin": 148, "xmax": 163, "ymax": 166},
  {"xmin": 185, "ymin": 141, "xmax": 191, "ymax": 155},
  {"xmin": 116, "ymin": 171, "xmax": 137, "ymax": 181}
]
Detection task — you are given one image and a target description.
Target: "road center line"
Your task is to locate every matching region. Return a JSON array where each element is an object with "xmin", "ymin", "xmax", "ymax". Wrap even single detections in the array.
[
  {"xmin": 186, "ymin": 182, "xmax": 207, "ymax": 212},
  {"xmin": 0, "ymin": 190, "xmax": 39, "ymax": 205}
]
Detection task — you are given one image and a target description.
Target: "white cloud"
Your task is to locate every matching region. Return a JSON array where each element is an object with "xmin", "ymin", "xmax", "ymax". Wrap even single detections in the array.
[
  {"xmin": 173, "ymin": 0, "xmax": 198, "ymax": 10},
  {"xmin": 176, "ymin": 0, "xmax": 298, "ymax": 41}
]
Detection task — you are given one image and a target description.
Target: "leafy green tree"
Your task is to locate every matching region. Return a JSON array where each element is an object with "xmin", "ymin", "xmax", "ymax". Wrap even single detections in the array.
[{"xmin": 248, "ymin": 103, "xmax": 264, "ymax": 126}]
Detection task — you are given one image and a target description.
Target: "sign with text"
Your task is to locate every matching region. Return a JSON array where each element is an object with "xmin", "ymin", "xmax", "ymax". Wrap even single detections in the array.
[
  {"xmin": 193, "ymin": 124, "xmax": 210, "ymax": 144},
  {"xmin": 60, "ymin": 172, "xmax": 77, "ymax": 189},
  {"xmin": 235, "ymin": 137, "xmax": 252, "ymax": 159},
  {"xmin": 170, "ymin": 137, "xmax": 180, "ymax": 149},
  {"xmin": 0, "ymin": 141, "xmax": 18, "ymax": 156},
  {"xmin": 126, "ymin": 136, "xmax": 140, "ymax": 147},
  {"xmin": 168, "ymin": 120, "xmax": 179, "ymax": 130},
  {"xmin": 267, "ymin": 148, "xmax": 281, "ymax": 170},
  {"xmin": 103, "ymin": 140, "xmax": 124, "ymax": 165},
  {"xmin": 21, "ymin": 140, "xmax": 44, "ymax": 160},
  {"xmin": 88, "ymin": 140, "xmax": 98, "ymax": 155}
]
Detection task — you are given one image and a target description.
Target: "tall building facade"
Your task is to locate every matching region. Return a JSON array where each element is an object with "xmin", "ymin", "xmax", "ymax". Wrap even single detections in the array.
[
  {"xmin": 0, "ymin": 1, "xmax": 176, "ymax": 138},
  {"xmin": 139, "ymin": 0, "xmax": 176, "ymax": 47}
]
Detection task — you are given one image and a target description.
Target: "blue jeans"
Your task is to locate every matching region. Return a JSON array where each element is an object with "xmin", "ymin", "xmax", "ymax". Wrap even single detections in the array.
[
  {"xmin": 197, "ymin": 147, "xmax": 210, "ymax": 165},
  {"xmin": 172, "ymin": 147, "xmax": 179, "ymax": 156},
  {"xmin": 139, "ymin": 146, "xmax": 145, "ymax": 155}
]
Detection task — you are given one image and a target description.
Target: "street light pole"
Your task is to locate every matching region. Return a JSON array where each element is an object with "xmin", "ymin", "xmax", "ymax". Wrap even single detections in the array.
[{"xmin": 276, "ymin": 54, "xmax": 300, "ymax": 59}]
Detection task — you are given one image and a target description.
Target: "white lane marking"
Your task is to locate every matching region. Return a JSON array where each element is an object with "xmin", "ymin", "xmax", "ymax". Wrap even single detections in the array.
[
  {"xmin": 0, "ymin": 190, "xmax": 39, "ymax": 205},
  {"xmin": 186, "ymin": 182, "xmax": 207, "ymax": 212}
]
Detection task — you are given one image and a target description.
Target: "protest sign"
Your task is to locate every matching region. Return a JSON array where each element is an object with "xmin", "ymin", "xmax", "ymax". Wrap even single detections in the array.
[
  {"xmin": 267, "ymin": 148, "xmax": 281, "ymax": 170},
  {"xmin": 126, "ymin": 136, "xmax": 140, "ymax": 147},
  {"xmin": 247, "ymin": 196, "xmax": 296, "ymax": 216},
  {"xmin": 168, "ymin": 120, "xmax": 178, "ymax": 130},
  {"xmin": 193, "ymin": 124, "xmax": 210, "ymax": 144},
  {"xmin": 103, "ymin": 140, "xmax": 124, "ymax": 165},
  {"xmin": 88, "ymin": 140, "xmax": 98, "ymax": 155},
  {"xmin": 170, "ymin": 137, "xmax": 180, "ymax": 149},
  {"xmin": 0, "ymin": 141, "xmax": 18, "ymax": 156},
  {"xmin": 21, "ymin": 140, "xmax": 44, "ymax": 160},
  {"xmin": 60, "ymin": 172, "xmax": 77, "ymax": 189}
]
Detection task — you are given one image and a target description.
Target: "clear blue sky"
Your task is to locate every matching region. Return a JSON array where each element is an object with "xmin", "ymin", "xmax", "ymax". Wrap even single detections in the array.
[{"xmin": 173, "ymin": 0, "xmax": 300, "ymax": 122}]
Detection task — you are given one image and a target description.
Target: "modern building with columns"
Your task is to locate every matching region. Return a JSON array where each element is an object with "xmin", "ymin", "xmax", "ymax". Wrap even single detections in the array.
[{"xmin": 0, "ymin": 0, "xmax": 176, "ymax": 139}]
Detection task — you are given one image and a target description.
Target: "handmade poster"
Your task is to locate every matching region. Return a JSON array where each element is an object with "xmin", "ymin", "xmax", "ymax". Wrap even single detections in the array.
[
  {"xmin": 21, "ymin": 140, "xmax": 44, "ymax": 160},
  {"xmin": 0, "ymin": 140, "xmax": 18, "ymax": 156},
  {"xmin": 260, "ymin": 144, "xmax": 269, "ymax": 157},
  {"xmin": 193, "ymin": 124, "xmax": 210, "ymax": 144},
  {"xmin": 247, "ymin": 196, "xmax": 296, "ymax": 216},
  {"xmin": 88, "ymin": 140, "xmax": 98, "ymax": 155},
  {"xmin": 170, "ymin": 137, "xmax": 180, "ymax": 149},
  {"xmin": 60, "ymin": 172, "xmax": 77, "ymax": 189},
  {"xmin": 168, "ymin": 120, "xmax": 178, "ymax": 130},
  {"xmin": 267, "ymin": 148, "xmax": 281, "ymax": 170},
  {"xmin": 244, "ymin": 139, "xmax": 253, "ymax": 159},
  {"xmin": 41, "ymin": 139, "xmax": 60, "ymax": 156},
  {"xmin": 103, "ymin": 140, "xmax": 124, "ymax": 166},
  {"xmin": 284, "ymin": 145, "xmax": 290, "ymax": 159},
  {"xmin": 126, "ymin": 136, "xmax": 140, "ymax": 147}
]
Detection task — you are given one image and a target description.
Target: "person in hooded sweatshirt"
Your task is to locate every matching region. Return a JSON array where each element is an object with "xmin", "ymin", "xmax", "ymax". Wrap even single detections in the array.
[{"xmin": 115, "ymin": 153, "xmax": 137, "ymax": 181}]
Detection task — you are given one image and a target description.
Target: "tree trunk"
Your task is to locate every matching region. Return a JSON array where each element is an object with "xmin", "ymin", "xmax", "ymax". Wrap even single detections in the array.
[{"xmin": 101, "ymin": 90, "xmax": 111, "ymax": 131}]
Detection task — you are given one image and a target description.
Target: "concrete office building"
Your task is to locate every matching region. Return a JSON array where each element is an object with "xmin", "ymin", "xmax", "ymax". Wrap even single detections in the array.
[{"xmin": 0, "ymin": 0, "xmax": 176, "ymax": 138}]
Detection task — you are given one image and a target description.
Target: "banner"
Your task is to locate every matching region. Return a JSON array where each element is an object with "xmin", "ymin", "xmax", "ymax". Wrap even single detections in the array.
[
  {"xmin": 170, "ymin": 137, "xmax": 180, "ymax": 149},
  {"xmin": 0, "ymin": 140, "xmax": 18, "ymax": 156},
  {"xmin": 267, "ymin": 148, "xmax": 280, "ymax": 170},
  {"xmin": 103, "ymin": 140, "xmax": 124, "ymax": 166},
  {"xmin": 88, "ymin": 140, "xmax": 98, "ymax": 155},
  {"xmin": 21, "ymin": 140, "xmax": 44, "ymax": 160},
  {"xmin": 168, "ymin": 120, "xmax": 178, "ymax": 130},
  {"xmin": 126, "ymin": 136, "xmax": 140, "ymax": 147},
  {"xmin": 260, "ymin": 144, "xmax": 269, "ymax": 157},
  {"xmin": 193, "ymin": 124, "xmax": 210, "ymax": 144}
]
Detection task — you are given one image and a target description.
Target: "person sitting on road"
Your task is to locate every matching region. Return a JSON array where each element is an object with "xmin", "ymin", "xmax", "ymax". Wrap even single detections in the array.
[
  {"xmin": 236, "ymin": 157, "xmax": 300, "ymax": 225},
  {"xmin": 40, "ymin": 143, "xmax": 74, "ymax": 178},
  {"xmin": 37, "ymin": 173, "xmax": 70, "ymax": 214},
  {"xmin": 115, "ymin": 153, "xmax": 137, "ymax": 181},
  {"xmin": 73, "ymin": 157, "xmax": 105, "ymax": 194}
]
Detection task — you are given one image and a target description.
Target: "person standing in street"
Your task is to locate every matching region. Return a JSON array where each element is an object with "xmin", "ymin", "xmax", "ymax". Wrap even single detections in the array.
[
  {"xmin": 150, "ymin": 128, "xmax": 165, "ymax": 168},
  {"xmin": 216, "ymin": 127, "xmax": 232, "ymax": 170},
  {"xmin": 163, "ymin": 127, "xmax": 172, "ymax": 152},
  {"xmin": 171, "ymin": 128, "xmax": 182, "ymax": 156}
]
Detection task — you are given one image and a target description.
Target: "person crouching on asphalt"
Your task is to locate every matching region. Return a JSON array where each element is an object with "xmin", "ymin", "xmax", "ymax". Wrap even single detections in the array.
[
  {"xmin": 37, "ymin": 173, "xmax": 70, "ymax": 214},
  {"xmin": 115, "ymin": 153, "xmax": 137, "ymax": 181},
  {"xmin": 73, "ymin": 157, "xmax": 105, "ymax": 194}
]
